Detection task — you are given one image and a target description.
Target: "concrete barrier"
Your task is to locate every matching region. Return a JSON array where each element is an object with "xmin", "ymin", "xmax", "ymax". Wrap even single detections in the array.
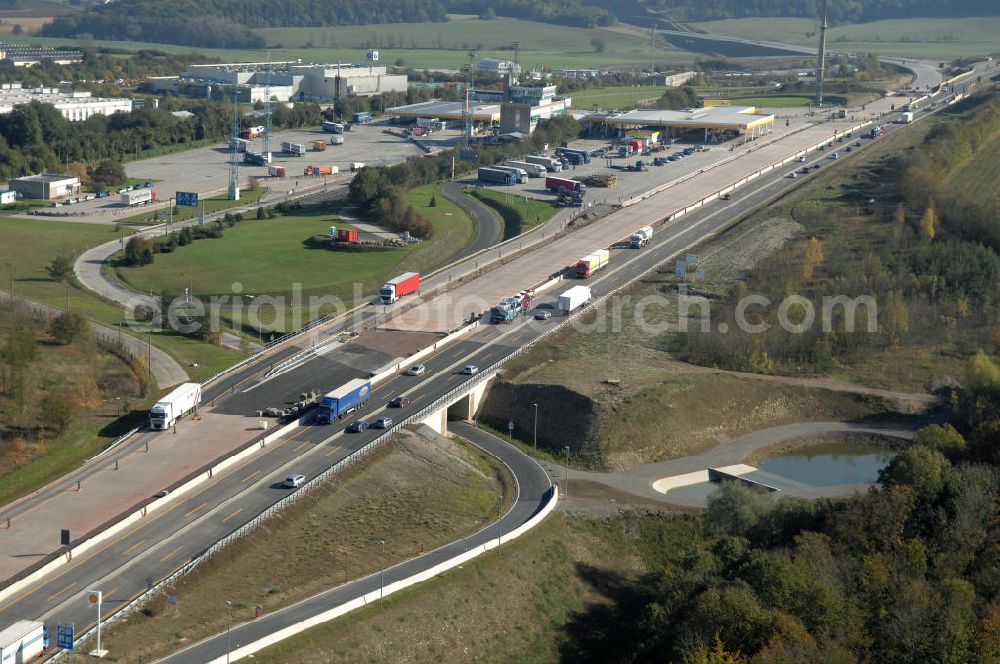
[{"xmin": 207, "ymin": 485, "xmax": 559, "ymax": 664}]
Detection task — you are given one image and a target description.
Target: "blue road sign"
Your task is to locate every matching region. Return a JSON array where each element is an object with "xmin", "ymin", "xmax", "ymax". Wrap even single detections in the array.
[
  {"xmin": 176, "ymin": 191, "xmax": 199, "ymax": 207},
  {"xmin": 56, "ymin": 622, "xmax": 74, "ymax": 650},
  {"xmin": 459, "ymin": 149, "xmax": 479, "ymax": 162}
]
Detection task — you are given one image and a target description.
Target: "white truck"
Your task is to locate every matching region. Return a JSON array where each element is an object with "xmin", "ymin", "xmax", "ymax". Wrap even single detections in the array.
[
  {"xmin": 629, "ymin": 226, "xmax": 654, "ymax": 248},
  {"xmin": 559, "ymin": 285, "xmax": 592, "ymax": 314},
  {"xmin": 506, "ymin": 160, "xmax": 546, "ymax": 178},
  {"xmin": 351, "ymin": 162, "xmax": 366, "ymax": 172},
  {"xmin": 328, "ymin": 134, "xmax": 345, "ymax": 145},
  {"xmin": 281, "ymin": 141, "xmax": 306, "ymax": 157},
  {"xmin": 900, "ymin": 111, "xmax": 915, "ymax": 124},
  {"xmin": 525, "ymin": 154, "xmax": 563, "ymax": 172},
  {"xmin": 149, "ymin": 382, "xmax": 202, "ymax": 430},
  {"xmin": 120, "ymin": 188, "xmax": 154, "ymax": 206},
  {"xmin": 492, "ymin": 165, "xmax": 529, "ymax": 184}
]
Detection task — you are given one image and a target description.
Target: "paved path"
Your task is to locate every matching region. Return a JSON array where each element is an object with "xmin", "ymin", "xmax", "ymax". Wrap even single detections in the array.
[
  {"xmin": 154, "ymin": 422, "xmax": 552, "ymax": 664},
  {"xmin": 439, "ymin": 180, "xmax": 504, "ymax": 258},
  {"xmin": 541, "ymin": 421, "xmax": 921, "ymax": 508},
  {"xmin": 0, "ymin": 292, "xmax": 187, "ymax": 389}
]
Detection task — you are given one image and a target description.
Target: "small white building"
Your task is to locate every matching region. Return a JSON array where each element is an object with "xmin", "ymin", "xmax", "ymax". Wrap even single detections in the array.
[
  {"xmin": 0, "ymin": 620, "xmax": 45, "ymax": 663},
  {"xmin": 10, "ymin": 174, "xmax": 81, "ymax": 200},
  {"xmin": 0, "ymin": 190, "xmax": 17, "ymax": 205}
]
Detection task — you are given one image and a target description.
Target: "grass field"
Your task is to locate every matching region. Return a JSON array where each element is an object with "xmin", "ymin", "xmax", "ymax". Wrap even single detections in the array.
[
  {"xmin": 9, "ymin": 15, "xmax": 694, "ymax": 70},
  {"xmin": 114, "ymin": 184, "xmax": 473, "ymax": 332},
  {"xmin": 691, "ymin": 16, "xmax": 1000, "ymax": 60},
  {"xmin": 731, "ymin": 95, "xmax": 813, "ymax": 107},
  {"xmin": 0, "ymin": 217, "xmax": 237, "ymax": 380},
  {"xmin": 465, "ymin": 187, "xmax": 558, "ymax": 240},
  {"xmin": 568, "ymin": 85, "xmax": 670, "ymax": 111},
  {"xmin": 949, "ymin": 130, "xmax": 1000, "ymax": 192},
  {"xmin": 70, "ymin": 431, "xmax": 513, "ymax": 663}
]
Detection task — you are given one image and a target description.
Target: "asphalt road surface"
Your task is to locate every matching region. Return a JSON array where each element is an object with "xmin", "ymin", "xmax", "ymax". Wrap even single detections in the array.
[{"xmin": 154, "ymin": 422, "xmax": 551, "ymax": 664}]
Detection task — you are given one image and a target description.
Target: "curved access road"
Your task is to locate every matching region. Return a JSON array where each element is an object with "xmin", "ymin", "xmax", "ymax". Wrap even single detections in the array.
[
  {"xmin": 155, "ymin": 422, "xmax": 551, "ymax": 664},
  {"xmin": 439, "ymin": 180, "xmax": 504, "ymax": 258}
]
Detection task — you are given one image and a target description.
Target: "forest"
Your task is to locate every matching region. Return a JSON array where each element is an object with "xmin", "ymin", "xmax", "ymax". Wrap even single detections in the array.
[{"xmin": 633, "ymin": 0, "xmax": 1000, "ymax": 22}]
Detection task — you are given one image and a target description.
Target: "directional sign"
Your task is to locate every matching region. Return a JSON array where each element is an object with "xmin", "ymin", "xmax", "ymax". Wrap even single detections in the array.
[
  {"xmin": 175, "ymin": 191, "xmax": 199, "ymax": 207},
  {"xmin": 675, "ymin": 259, "xmax": 687, "ymax": 279},
  {"xmin": 56, "ymin": 622, "xmax": 74, "ymax": 650},
  {"xmin": 459, "ymin": 149, "xmax": 479, "ymax": 162}
]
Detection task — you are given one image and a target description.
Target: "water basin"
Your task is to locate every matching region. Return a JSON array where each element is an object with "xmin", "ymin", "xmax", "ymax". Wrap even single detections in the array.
[{"xmin": 757, "ymin": 440, "xmax": 895, "ymax": 487}]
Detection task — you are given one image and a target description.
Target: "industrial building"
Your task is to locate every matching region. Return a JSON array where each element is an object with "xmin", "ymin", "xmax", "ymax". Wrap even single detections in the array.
[
  {"xmin": 0, "ymin": 84, "xmax": 132, "ymax": 121},
  {"xmin": 0, "ymin": 43, "xmax": 83, "ymax": 67},
  {"xmin": 147, "ymin": 61, "xmax": 408, "ymax": 102},
  {"xmin": 476, "ymin": 58, "xmax": 521, "ymax": 77},
  {"xmin": 9, "ymin": 174, "xmax": 81, "ymax": 200},
  {"xmin": 587, "ymin": 106, "xmax": 775, "ymax": 142},
  {"xmin": 387, "ymin": 100, "xmax": 501, "ymax": 124}
]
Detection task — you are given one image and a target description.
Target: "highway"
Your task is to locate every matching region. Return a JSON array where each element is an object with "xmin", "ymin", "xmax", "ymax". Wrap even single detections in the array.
[
  {"xmin": 155, "ymin": 422, "xmax": 552, "ymax": 664},
  {"xmin": 3, "ymin": 58, "xmax": 996, "ymax": 655},
  {"xmin": 1, "ymin": 124, "xmax": 888, "ymax": 637}
]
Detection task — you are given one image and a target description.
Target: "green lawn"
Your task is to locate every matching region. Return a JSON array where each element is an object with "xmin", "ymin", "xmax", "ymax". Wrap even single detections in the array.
[
  {"xmin": 0, "ymin": 217, "xmax": 237, "ymax": 380},
  {"xmin": 568, "ymin": 85, "xmax": 670, "ymax": 111},
  {"xmin": 691, "ymin": 16, "xmax": 1000, "ymax": 61},
  {"xmin": 730, "ymin": 96, "xmax": 814, "ymax": 108},
  {"xmin": 949, "ymin": 130, "xmax": 1000, "ymax": 193},
  {"xmin": 119, "ymin": 188, "xmax": 266, "ymax": 227},
  {"xmin": 9, "ymin": 15, "xmax": 695, "ymax": 70},
  {"xmin": 114, "ymin": 184, "xmax": 473, "ymax": 333},
  {"xmin": 466, "ymin": 187, "xmax": 558, "ymax": 240}
]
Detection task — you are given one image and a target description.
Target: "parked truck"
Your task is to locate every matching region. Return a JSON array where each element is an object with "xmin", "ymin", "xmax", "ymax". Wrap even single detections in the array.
[
  {"xmin": 575, "ymin": 249, "xmax": 610, "ymax": 278},
  {"xmin": 525, "ymin": 155, "xmax": 563, "ymax": 172},
  {"xmin": 149, "ymin": 382, "xmax": 201, "ymax": 430},
  {"xmin": 629, "ymin": 226, "xmax": 653, "ymax": 248},
  {"xmin": 555, "ymin": 147, "xmax": 592, "ymax": 164},
  {"xmin": 230, "ymin": 137, "xmax": 249, "ymax": 152},
  {"xmin": 245, "ymin": 150, "xmax": 270, "ymax": 166},
  {"xmin": 312, "ymin": 140, "xmax": 327, "ymax": 151},
  {"xmin": 322, "ymin": 120, "xmax": 345, "ymax": 134},
  {"xmin": 505, "ymin": 160, "xmax": 546, "ymax": 178},
  {"xmin": 380, "ymin": 272, "xmax": 420, "ymax": 304},
  {"xmin": 351, "ymin": 162, "xmax": 366, "ymax": 172},
  {"xmin": 281, "ymin": 141, "xmax": 306, "ymax": 157},
  {"xmin": 545, "ymin": 176, "xmax": 586, "ymax": 194},
  {"xmin": 559, "ymin": 285, "xmax": 591, "ymax": 314},
  {"xmin": 268, "ymin": 165, "xmax": 286, "ymax": 177},
  {"xmin": 242, "ymin": 125, "xmax": 265, "ymax": 140},
  {"xmin": 352, "ymin": 111, "xmax": 373, "ymax": 123},
  {"xmin": 304, "ymin": 165, "xmax": 335, "ymax": 176},
  {"xmin": 120, "ymin": 188, "xmax": 154, "ymax": 206},
  {"xmin": 479, "ymin": 167, "xmax": 517, "ymax": 186},
  {"xmin": 316, "ymin": 378, "xmax": 371, "ymax": 423},
  {"xmin": 328, "ymin": 134, "xmax": 345, "ymax": 146},
  {"xmin": 334, "ymin": 227, "xmax": 359, "ymax": 243},
  {"xmin": 492, "ymin": 165, "xmax": 528, "ymax": 184}
]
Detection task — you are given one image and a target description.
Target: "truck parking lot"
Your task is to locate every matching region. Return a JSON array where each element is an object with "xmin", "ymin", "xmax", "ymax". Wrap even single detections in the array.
[{"xmin": 20, "ymin": 123, "xmax": 425, "ymax": 224}]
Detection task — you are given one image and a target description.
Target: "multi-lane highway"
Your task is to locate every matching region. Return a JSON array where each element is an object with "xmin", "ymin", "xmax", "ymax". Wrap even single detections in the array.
[{"xmin": 3, "ymin": 57, "xmax": 996, "ymax": 657}]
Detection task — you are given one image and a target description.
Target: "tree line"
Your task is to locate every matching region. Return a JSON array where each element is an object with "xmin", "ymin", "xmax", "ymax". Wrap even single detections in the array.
[
  {"xmin": 446, "ymin": 0, "xmax": 616, "ymax": 28},
  {"xmin": 649, "ymin": 0, "xmax": 998, "ymax": 22},
  {"xmin": 0, "ymin": 97, "xmax": 321, "ymax": 181}
]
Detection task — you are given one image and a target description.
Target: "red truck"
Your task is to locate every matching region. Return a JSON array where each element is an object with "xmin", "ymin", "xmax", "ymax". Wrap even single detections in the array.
[
  {"xmin": 336, "ymin": 228, "xmax": 359, "ymax": 243},
  {"xmin": 545, "ymin": 176, "xmax": 587, "ymax": 193},
  {"xmin": 380, "ymin": 272, "xmax": 420, "ymax": 304},
  {"xmin": 628, "ymin": 139, "xmax": 644, "ymax": 152}
]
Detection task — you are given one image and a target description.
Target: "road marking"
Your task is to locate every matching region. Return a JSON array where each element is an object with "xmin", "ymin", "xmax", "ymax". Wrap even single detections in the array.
[
  {"xmin": 183, "ymin": 502, "xmax": 207, "ymax": 518},
  {"xmin": 325, "ymin": 446, "xmax": 342, "ymax": 457},
  {"xmin": 121, "ymin": 539, "xmax": 146, "ymax": 557},
  {"xmin": 293, "ymin": 441, "xmax": 309, "ymax": 453},
  {"xmin": 222, "ymin": 508, "xmax": 243, "ymax": 523},
  {"xmin": 241, "ymin": 469, "xmax": 261, "ymax": 483},
  {"xmin": 105, "ymin": 586, "xmax": 119, "ymax": 601},
  {"xmin": 159, "ymin": 545, "xmax": 184, "ymax": 563},
  {"xmin": 46, "ymin": 581, "xmax": 77, "ymax": 603}
]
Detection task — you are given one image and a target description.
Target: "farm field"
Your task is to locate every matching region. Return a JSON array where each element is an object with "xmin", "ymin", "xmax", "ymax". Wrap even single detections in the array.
[
  {"xmin": 691, "ymin": 16, "xmax": 1000, "ymax": 60},
  {"xmin": 568, "ymin": 85, "xmax": 670, "ymax": 111},
  {"xmin": 8, "ymin": 15, "xmax": 696, "ymax": 70}
]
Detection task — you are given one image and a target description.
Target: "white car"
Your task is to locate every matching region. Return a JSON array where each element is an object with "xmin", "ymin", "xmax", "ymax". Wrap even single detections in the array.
[
  {"xmin": 788, "ymin": 172, "xmax": 797, "ymax": 178},
  {"xmin": 797, "ymin": 155, "xmax": 806, "ymax": 162},
  {"xmin": 404, "ymin": 364, "xmax": 426, "ymax": 376},
  {"xmin": 830, "ymin": 152, "xmax": 839, "ymax": 159},
  {"xmin": 462, "ymin": 365, "xmax": 479, "ymax": 375},
  {"xmin": 283, "ymin": 474, "xmax": 305, "ymax": 488}
]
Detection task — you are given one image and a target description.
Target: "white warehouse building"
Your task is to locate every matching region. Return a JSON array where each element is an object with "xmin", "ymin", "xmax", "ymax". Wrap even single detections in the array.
[
  {"xmin": 148, "ymin": 61, "xmax": 408, "ymax": 102},
  {"xmin": 0, "ymin": 84, "xmax": 132, "ymax": 121}
]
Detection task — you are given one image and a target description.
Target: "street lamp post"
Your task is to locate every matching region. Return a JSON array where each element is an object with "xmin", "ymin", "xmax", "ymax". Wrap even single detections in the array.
[
  {"xmin": 563, "ymin": 446, "xmax": 570, "ymax": 500},
  {"xmin": 376, "ymin": 539, "xmax": 386, "ymax": 606},
  {"xmin": 532, "ymin": 403, "xmax": 538, "ymax": 450},
  {"xmin": 226, "ymin": 600, "xmax": 233, "ymax": 664}
]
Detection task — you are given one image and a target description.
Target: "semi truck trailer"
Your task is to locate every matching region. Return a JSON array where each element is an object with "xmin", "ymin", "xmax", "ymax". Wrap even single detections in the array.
[
  {"xmin": 491, "ymin": 289, "xmax": 534, "ymax": 323},
  {"xmin": 149, "ymin": 382, "xmax": 201, "ymax": 430},
  {"xmin": 575, "ymin": 249, "xmax": 610, "ymax": 278},
  {"xmin": 545, "ymin": 176, "xmax": 586, "ymax": 193},
  {"xmin": 281, "ymin": 141, "xmax": 306, "ymax": 157},
  {"xmin": 316, "ymin": 378, "xmax": 371, "ymax": 423},
  {"xmin": 505, "ymin": 160, "xmax": 546, "ymax": 177},
  {"xmin": 479, "ymin": 167, "xmax": 517, "ymax": 186},
  {"xmin": 525, "ymin": 155, "xmax": 563, "ymax": 172},
  {"xmin": 559, "ymin": 285, "xmax": 591, "ymax": 314},
  {"xmin": 120, "ymin": 189, "xmax": 155, "ymax": 206},
  {"xmin": 492, "ymin": 165, "xmax": 529, "ymax": 184},
  {"xmin": 380, "ymin": 272, "xmax": 420, "ymax": 304}
]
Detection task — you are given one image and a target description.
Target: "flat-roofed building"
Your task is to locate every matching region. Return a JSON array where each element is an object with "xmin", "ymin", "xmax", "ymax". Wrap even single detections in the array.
[{"xmin": 10, "ymin": 174, "xmax": 81, "ymax": 200}]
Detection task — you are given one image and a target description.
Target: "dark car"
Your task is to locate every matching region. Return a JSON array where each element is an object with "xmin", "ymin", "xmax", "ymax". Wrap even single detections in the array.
[
  {"xmin": 346, "ymin": 420, "xmax": 369, "ymax": 433},
  {"xmin": 388, "ymin": 396, "xmax": 410, "ymax": 408}
]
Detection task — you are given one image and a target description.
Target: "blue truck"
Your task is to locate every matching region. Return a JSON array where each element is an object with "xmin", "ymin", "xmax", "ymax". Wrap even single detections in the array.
[
  {"xmin": 478, "ymin": 167, "xmax": 517, "ymax": 186},
  {"xmin": 316, "ymin": 378, "xmax": 371, "ymax": 424},
  {"xmin": 352, "ymin": 112, "xmax": 373, "ymax": 123},
  {"xmin": 555, "ymin": 147, "xmax": 592, "ymax": 164}
]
